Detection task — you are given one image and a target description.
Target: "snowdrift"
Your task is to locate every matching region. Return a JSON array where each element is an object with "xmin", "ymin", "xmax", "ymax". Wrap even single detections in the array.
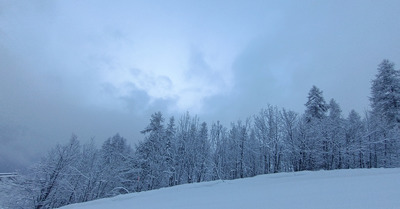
[{"xmin": 60, "ymin": 168, "xmax": 400, "ymax": 209}]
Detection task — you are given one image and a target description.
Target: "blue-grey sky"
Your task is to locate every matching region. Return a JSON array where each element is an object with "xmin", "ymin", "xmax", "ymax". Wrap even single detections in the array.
[{"xmin": 1, "ymin": 0, "xmax": 400, "ymax": 171}]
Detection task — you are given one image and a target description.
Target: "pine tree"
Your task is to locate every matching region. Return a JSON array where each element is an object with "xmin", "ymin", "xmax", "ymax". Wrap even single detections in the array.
[
  {"xmin": 136, "ymin": 112, "xmax": 166, "ymax": 190},
  {"xmin": 370, "ymin": 59, "xmax": 400, "ymax": 167},
  {"xmin": 370, "ymin": 59, "xmax": 400, "ymax": 126},
  {"xmin": 303, "ymin": 86, "xmax": 329, "ymax": 170},
  {"xmin": 305, "ymin": 85, "xmax": 328, "ymax": 121}
]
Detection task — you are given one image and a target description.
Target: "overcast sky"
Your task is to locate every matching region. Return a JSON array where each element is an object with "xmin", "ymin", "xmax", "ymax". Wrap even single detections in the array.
[{"xmin": 1, "ymin": 0, "xmax": 400, "ymax": 172}]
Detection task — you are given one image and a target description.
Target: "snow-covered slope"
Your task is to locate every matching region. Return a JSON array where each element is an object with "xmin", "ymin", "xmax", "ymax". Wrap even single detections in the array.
[{"xmin": 60, "ymin": 168, "xmax": 400, "ymax": 209}]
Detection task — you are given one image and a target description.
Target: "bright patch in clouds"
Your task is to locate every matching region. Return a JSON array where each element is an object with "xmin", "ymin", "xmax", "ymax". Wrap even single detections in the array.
[{"xmin": 99, "ymin": 33, "xmax": 236, "ymax": 112}]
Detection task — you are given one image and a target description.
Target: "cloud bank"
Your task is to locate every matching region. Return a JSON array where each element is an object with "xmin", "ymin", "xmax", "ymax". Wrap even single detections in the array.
[{"xmin": 1, "ymin": 0, "xmax": 400, "ymax": 171}]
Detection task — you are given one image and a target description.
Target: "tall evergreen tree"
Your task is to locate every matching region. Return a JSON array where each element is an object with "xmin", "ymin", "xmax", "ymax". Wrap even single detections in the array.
[
  {"xmin": 303, "ymin": 86, "xmax": 329, "ymax": 170},
  {"xmin": 370, "ymin": 59, "xmax": 400, "ymax": 167},
  {"xmin": 305, "ymin": 85, "xmax": 328, "ymax": 121},
  {"xmin": 136, "ymin": 112, "xmax": 166, "ymax": 190},
  {"xmin": 370, "ymin": 59, "xmax": 400, "ymax": 126}
]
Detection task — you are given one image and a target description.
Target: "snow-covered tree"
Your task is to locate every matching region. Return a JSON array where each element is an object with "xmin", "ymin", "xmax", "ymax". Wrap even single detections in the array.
[
  {"xmin": 173, "ymin": 113, "xmax": 212, "ymax": 183},
  {"xmin": 281, "ymin": 108, "xmax": 300, "ymax": 171},
  {"xmin": 345, "ymin": 110, "xmax": 366, "ymax": 168},
  {"xmin": 136, "ymin": 112, "xmax": 166, "ymax": 191},
  {"xmin": 30, "ymin": 135, "xmax": 81, "ymax": 209},
  {"xmin": 324, "ymin": 99, "xmax": 345, "ymax": 170},
  {"xmin": 98, "ymin": 134, "xmax": 132, "ymax": 197},
  {"xmin": 210, "ymin": 121, "xmax": 229, "ymax": 180},
  {"xmin": 371, "ymin": 59, "xmax": 400, "ymax": 126},
  {"xmin": 300, "ymin": 86, "xmax": 330, "ymax": 170},
  {"xmin": 305, "ymin": 85, "xmax": 328, "ymax": 121},
  {"xmin": 364, "ymin": 111, "xmax": 379, "ymax": 168},
  {"xmin": 254, "ymin": 108, "xmax": 270, "ymax": 174},
  {"xmin": 164, "ymin": 116, "xmax": 177, "ymax": 186},
  {"xmin": 193, "ymin": 122, "xmax": 212, "ymax": 182},
  {"xmin": 254, "ymin": 105, "xmax": 284, "ymax": 173},
  {"xmin": 369, "ymin": 60, "xmax": 400, "ymax": 167},
  {"xmin": 227, "ymin": 119, "xmax": 252, "ymax": 178}
]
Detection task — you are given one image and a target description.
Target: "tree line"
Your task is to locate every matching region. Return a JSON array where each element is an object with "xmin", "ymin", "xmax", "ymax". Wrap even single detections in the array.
[{"xmin": 1, "ymin": 59, "xmax": 400, "ymax": 209}]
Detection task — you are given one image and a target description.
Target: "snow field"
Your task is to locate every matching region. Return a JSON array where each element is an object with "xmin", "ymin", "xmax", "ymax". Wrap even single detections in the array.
[{"xmin": 59, "ymin": 168, "xmax": 400, "ymax": 209}]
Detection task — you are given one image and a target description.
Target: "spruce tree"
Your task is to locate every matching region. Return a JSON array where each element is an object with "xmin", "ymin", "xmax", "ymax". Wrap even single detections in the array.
[
  {"xmin": 370, "ymin": 59, "xmax": 400, "ymax": 127},
  {"xmin": 370, "ymin": 59, "xmax": 400, "ymax": 167},
  {"xmin": 305, "ymin": 85, "xmax": 328, "ymax": 122}
]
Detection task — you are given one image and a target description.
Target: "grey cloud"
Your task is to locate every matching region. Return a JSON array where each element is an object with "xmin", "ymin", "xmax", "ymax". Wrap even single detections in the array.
[
  {"xmin": 1, "ymin": 0, "xmax": 400, "ymax": 172},
  {"xmin": 129, "ymin": 68, "xmax": 173, "ymax": 93},
  {"xmin": 186, "ymin": 47, "xmax": 214, "ymax": 80},
  {"xmin": 184, "ymin": 47, "xmax": 232, "ymax": 98}
]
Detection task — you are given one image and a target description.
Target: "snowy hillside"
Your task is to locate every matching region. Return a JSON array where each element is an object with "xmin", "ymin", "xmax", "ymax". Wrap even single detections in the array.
[{"xmin": 60, "ymin": 168, "xmax": 400, "ymax": 209}]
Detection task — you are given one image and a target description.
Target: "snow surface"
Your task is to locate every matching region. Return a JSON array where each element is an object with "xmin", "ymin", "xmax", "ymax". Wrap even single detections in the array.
[{"xmin": 60, "ymin": 168, "xmax": 400, "ymax": 209}]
